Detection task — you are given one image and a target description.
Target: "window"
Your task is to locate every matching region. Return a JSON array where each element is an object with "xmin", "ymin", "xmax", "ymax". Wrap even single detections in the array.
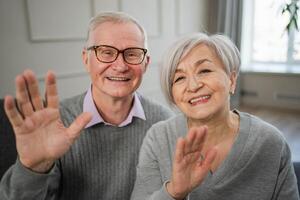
[{"xmin": 241, "ymin": 0, "xmax": 300, "ymax": 73}]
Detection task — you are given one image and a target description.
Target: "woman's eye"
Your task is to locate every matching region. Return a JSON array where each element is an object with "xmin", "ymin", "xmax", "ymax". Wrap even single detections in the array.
[
  {"xmin": 174, "ymin": 76, "xmax": 185, "ymax": 83},
  {"xmin": 198, "ymin": 69, "xmax": 211, "ymax": 74}
]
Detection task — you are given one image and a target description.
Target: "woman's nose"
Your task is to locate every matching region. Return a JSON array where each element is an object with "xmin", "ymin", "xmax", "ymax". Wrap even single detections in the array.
[{"xmin": 187, "ymin": 75, "xmax": 202, "ymax": 92}]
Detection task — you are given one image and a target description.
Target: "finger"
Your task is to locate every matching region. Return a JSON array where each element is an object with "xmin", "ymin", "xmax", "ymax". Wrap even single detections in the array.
[
  {"xmin": 190, "ymin": 128, "xmax": 201, "ymax": 152},
  {"xmin": 174, "ymin": 137, "xmax": 185, "ymax": 163},
  {"xmin": 66, "ymin": 112, "xmax": 92, "ymax": 141},
  {"xmin": 185, "ymin": 128, "xmax": 196, "ymax": 154},
  {"xmin": 194, "ymin": 147, "xmax": 217, "ymax": 181},
  {"xmin": 201, "ymin": 147, "xmax": 218, "ymax": 170},
  {"xmin": 185, "ymin": 127, "xmax": 208, "ymax": 164},
  {"xmin": 23, "ymin": 69, "xmax": 44, "ymax": 111},
  {"xmin": 193, "ymin": 126, "xmax": 207, "ymax": 152},
  {"xmin": 4, "ymin": 95, "xmax": 24, "ymax": 128},
  {"xmin": 15, "ymin": 75, "xmax": 34, "ymax": 117},
  {"xmin": 45, "ymin": 71, "xmax": 59, "ymax": 109},
  {"xmin": 186, "ymin": 127, "xmax": 206, "ymax": 153}
]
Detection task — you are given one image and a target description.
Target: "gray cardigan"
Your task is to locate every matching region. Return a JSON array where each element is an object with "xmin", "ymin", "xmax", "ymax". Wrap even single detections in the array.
[
  {"xmin": 0, "ymin": 93, "xmax": 173, "ymax": 200},
  {"xmin": 131, "ymin": 111, "xmax": 299, "ymax": 200}
]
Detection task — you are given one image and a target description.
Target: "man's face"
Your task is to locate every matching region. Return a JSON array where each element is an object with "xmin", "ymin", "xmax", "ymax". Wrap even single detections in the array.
[{"xmin": 82, "ymin": 22, "xmax": 149, "ymax": 101}]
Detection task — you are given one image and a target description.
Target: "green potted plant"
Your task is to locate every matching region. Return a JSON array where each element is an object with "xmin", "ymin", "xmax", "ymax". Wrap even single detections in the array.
[{"xmin": 282, "ymin": 0, "xmax": 299, "ymax": 32}]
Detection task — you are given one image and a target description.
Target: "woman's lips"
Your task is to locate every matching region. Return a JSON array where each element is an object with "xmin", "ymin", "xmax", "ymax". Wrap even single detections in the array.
[{"xmin": 188, "ymin": 95, "xmax": 211, "ymax": 105}]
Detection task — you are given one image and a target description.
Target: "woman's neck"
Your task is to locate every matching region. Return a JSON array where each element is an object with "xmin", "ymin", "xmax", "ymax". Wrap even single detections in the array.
[
  {"xmin": 187, "ymin": 110, "xmax": 240, "ymax": 172},
  {"xmin": 187, "ymin": 110, "xmax": 239, "ymax": 148}
]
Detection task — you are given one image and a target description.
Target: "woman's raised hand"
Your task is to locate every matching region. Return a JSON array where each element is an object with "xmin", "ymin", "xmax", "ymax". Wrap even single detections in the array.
[{"xmin": 166, "ymin": 126, "xmax": 217, "ymax": 200}]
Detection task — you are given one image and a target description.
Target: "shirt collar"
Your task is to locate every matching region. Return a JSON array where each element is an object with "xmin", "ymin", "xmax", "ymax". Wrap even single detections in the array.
[{"xmin": 83, "ymin": 85, "xmax": 146, "ymax": 128}]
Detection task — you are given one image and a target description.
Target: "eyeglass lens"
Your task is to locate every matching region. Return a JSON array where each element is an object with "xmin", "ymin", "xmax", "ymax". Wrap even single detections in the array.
[{"xmin": 95, "ymin": 46, "xmax": 145, "ymax": 64}]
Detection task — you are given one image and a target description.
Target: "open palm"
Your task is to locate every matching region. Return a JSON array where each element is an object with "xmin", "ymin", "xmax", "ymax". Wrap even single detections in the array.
[
  {"xmin": 4, "ymin": 70, "xmax": 91, "ymax": 172},
  {"xmin": 167, "ymin": 127, "xmax": 217, "ymax": 199}
]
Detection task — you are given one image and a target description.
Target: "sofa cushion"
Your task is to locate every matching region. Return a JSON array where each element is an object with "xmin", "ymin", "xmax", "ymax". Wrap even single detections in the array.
[
  {"xmin": 294, "ymin": 162, "xmax": 300, "ymax": 195},
  {"xmin": 0, "ymin": 99, "xmax": 17, "ymax": 179}
]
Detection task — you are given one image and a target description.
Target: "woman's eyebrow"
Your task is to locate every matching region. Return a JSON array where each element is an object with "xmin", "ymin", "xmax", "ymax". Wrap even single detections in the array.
[
  {"xmin": 175, "ymin": 58, "xmax": 212, "ymax": 73},
  {"xmin": 194, "ymin": 58, "xmax": 212, "ymax": 66},
  {"xmin": 174, "ymin": 68, "xmax": 184, "ymax": 73}
]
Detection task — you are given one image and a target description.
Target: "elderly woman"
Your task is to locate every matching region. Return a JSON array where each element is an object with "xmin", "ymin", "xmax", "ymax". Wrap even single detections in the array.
[{"xmin": 130, "ymin": 33, "xmax": 299, "ymax": 200}]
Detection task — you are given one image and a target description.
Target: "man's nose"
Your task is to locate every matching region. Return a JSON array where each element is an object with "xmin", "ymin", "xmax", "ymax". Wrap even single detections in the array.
[{"xmin": 111, "ymin": 53, "xmax": 129, "ymax": 71}]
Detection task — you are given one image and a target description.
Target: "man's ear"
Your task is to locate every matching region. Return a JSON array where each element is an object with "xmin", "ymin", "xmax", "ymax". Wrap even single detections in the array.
[
  {"xmin": 229, "ymin": 71, "xmax": 238, "ymax": 94},
  {"xmin": 82, "ymin": 48, "xmax": 90, "ymax": 72},
  {"xmin": 143, "ymin": 55, "xmax": 151, "ymax": 73}
]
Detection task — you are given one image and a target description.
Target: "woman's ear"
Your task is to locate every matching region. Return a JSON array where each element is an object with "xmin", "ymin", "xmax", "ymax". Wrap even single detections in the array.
[{"xmin": 229, "ymin": 71, "xmax": 238, "ymax": 95}]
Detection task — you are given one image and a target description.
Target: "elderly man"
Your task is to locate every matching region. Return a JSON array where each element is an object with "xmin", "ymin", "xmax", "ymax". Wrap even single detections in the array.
[{"xmin": 0, "ymin": 12, "xmax": 172, "ymax": 200}]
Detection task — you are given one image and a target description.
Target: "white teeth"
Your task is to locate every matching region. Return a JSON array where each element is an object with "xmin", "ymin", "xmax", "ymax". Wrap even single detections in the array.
[
  {"xmin": 189, "ymin": 95, "xmax": 210, "ymax": 104},
  {"xmin": 108, "ymin": 77, "xmax": 129, "ymax": 81}
]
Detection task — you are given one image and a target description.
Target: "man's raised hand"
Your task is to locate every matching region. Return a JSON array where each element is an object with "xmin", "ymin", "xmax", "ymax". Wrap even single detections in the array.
[{"xmin": 4, "ymin": 70, "xmax": 91, "ymax": 173}]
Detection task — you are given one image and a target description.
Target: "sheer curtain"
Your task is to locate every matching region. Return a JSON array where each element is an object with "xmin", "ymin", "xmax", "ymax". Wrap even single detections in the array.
[
  {"xmin": 216, "ymin": 0, "xmax": 243, "ymax": 49},
  {"xmin": 215, "ymin": 0, "xmax": 244, "ymax": 108}
]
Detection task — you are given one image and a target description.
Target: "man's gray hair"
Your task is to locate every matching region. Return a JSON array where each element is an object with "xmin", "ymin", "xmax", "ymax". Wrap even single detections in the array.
[
  {"xmin": 86, "ymin": 11, "xmax": 148, "ymax": 48},
  {"xmin": 160, "ymin": 33, "xmax": 240, "ymax": 106}
]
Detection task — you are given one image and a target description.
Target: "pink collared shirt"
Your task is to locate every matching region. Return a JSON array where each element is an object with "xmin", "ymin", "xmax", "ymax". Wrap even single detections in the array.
[{"xmin": 83, "ymin": 86, "xmax": 146, "ymax": 128}]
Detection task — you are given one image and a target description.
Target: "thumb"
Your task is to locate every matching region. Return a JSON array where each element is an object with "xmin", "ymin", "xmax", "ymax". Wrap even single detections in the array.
[{"xmin": 67, "ymin": 112, "xmax": 92, "ymax": 140}]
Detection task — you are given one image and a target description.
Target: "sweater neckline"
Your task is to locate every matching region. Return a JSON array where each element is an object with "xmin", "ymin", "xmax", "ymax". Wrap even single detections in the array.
[
  {"xmin": 179, "ymin": 110, "xmax": 251, "ymax": 190},
  {"xmin": 202, "ymin": 110, "xmax": 250, "ymax": 188}
]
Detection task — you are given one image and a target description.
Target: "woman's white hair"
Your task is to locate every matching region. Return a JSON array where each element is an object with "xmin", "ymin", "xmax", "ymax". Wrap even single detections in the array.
[
  {"xmin": 86, "ymin": 11, "xmax": 148, "ymax": 48},
  {"xmin": 160, "ymin": 33, "xmax": 240, "ymax": 107}
]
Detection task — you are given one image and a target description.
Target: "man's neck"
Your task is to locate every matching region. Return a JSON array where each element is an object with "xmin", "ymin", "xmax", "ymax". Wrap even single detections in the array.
[{"xmin": 92, "ymin": 91, "xmax": 134, "ymax": 126}]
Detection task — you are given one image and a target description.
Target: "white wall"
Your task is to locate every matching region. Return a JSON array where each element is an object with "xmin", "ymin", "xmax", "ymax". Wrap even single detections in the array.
[{"xmin": 0, "ymin": 0, "xmax": 210, "ymax": 105}]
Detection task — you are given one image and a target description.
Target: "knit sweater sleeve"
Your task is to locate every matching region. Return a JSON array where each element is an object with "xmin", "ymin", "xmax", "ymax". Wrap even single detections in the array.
[
  {"xmin": 130, "ymin": 123, "xmax": 176, "ymax": 200},
  {"xmin": 271, "ymin": 142, "xmax": 300, "ymax": 199},
  {"xmin": 244, "ymin": 113, "xmax": 299, "ymax": 200},
  {"xmin": 0, "ymin": 159, "xmax": 60, "ymax": 200},
  {"xmin": 0, "ymin": 95, "xmax": 84, "ymax": 200}
]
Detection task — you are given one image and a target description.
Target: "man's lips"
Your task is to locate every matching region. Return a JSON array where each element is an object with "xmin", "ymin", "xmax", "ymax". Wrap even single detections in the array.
[
  {"xmin": 106, "ymin": 76, "xmax": 130, "ymax": 81},
  {"xmin": 188, "ymin": 95, "xmax": 211, "ymax": 105}
]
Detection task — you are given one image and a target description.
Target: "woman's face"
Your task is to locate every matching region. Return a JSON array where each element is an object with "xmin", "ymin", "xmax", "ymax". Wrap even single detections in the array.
[{"xmin": 171, "ymin": 44, "xmax": 237, "ymax": 121}]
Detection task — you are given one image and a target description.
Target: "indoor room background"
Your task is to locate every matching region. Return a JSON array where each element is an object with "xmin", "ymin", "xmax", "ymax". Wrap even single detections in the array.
[{"xmin": 0, "ymin": 0, "xmax": 299, "ymax": 161}]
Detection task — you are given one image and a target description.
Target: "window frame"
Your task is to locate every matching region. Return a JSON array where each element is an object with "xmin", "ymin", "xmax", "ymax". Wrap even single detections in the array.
[{"xmin": 241, "ymin": 0, "xmax": 300, "ymax": 74}]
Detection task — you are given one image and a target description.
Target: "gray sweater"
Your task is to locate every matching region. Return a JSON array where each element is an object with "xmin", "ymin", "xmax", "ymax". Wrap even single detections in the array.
[
  {"xmin": 131, "ymin": 111, "xmax": 300, "ymax": 200},
  {"xmin": 0, "ymin": 93, "xmax": 173, "ymax": 200}
]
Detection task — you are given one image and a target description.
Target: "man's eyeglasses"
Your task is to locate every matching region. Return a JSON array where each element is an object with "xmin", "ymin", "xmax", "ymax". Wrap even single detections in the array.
[{"xmin": 87, "ymin": 45, "xmax": 147, "ymax": 65}]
